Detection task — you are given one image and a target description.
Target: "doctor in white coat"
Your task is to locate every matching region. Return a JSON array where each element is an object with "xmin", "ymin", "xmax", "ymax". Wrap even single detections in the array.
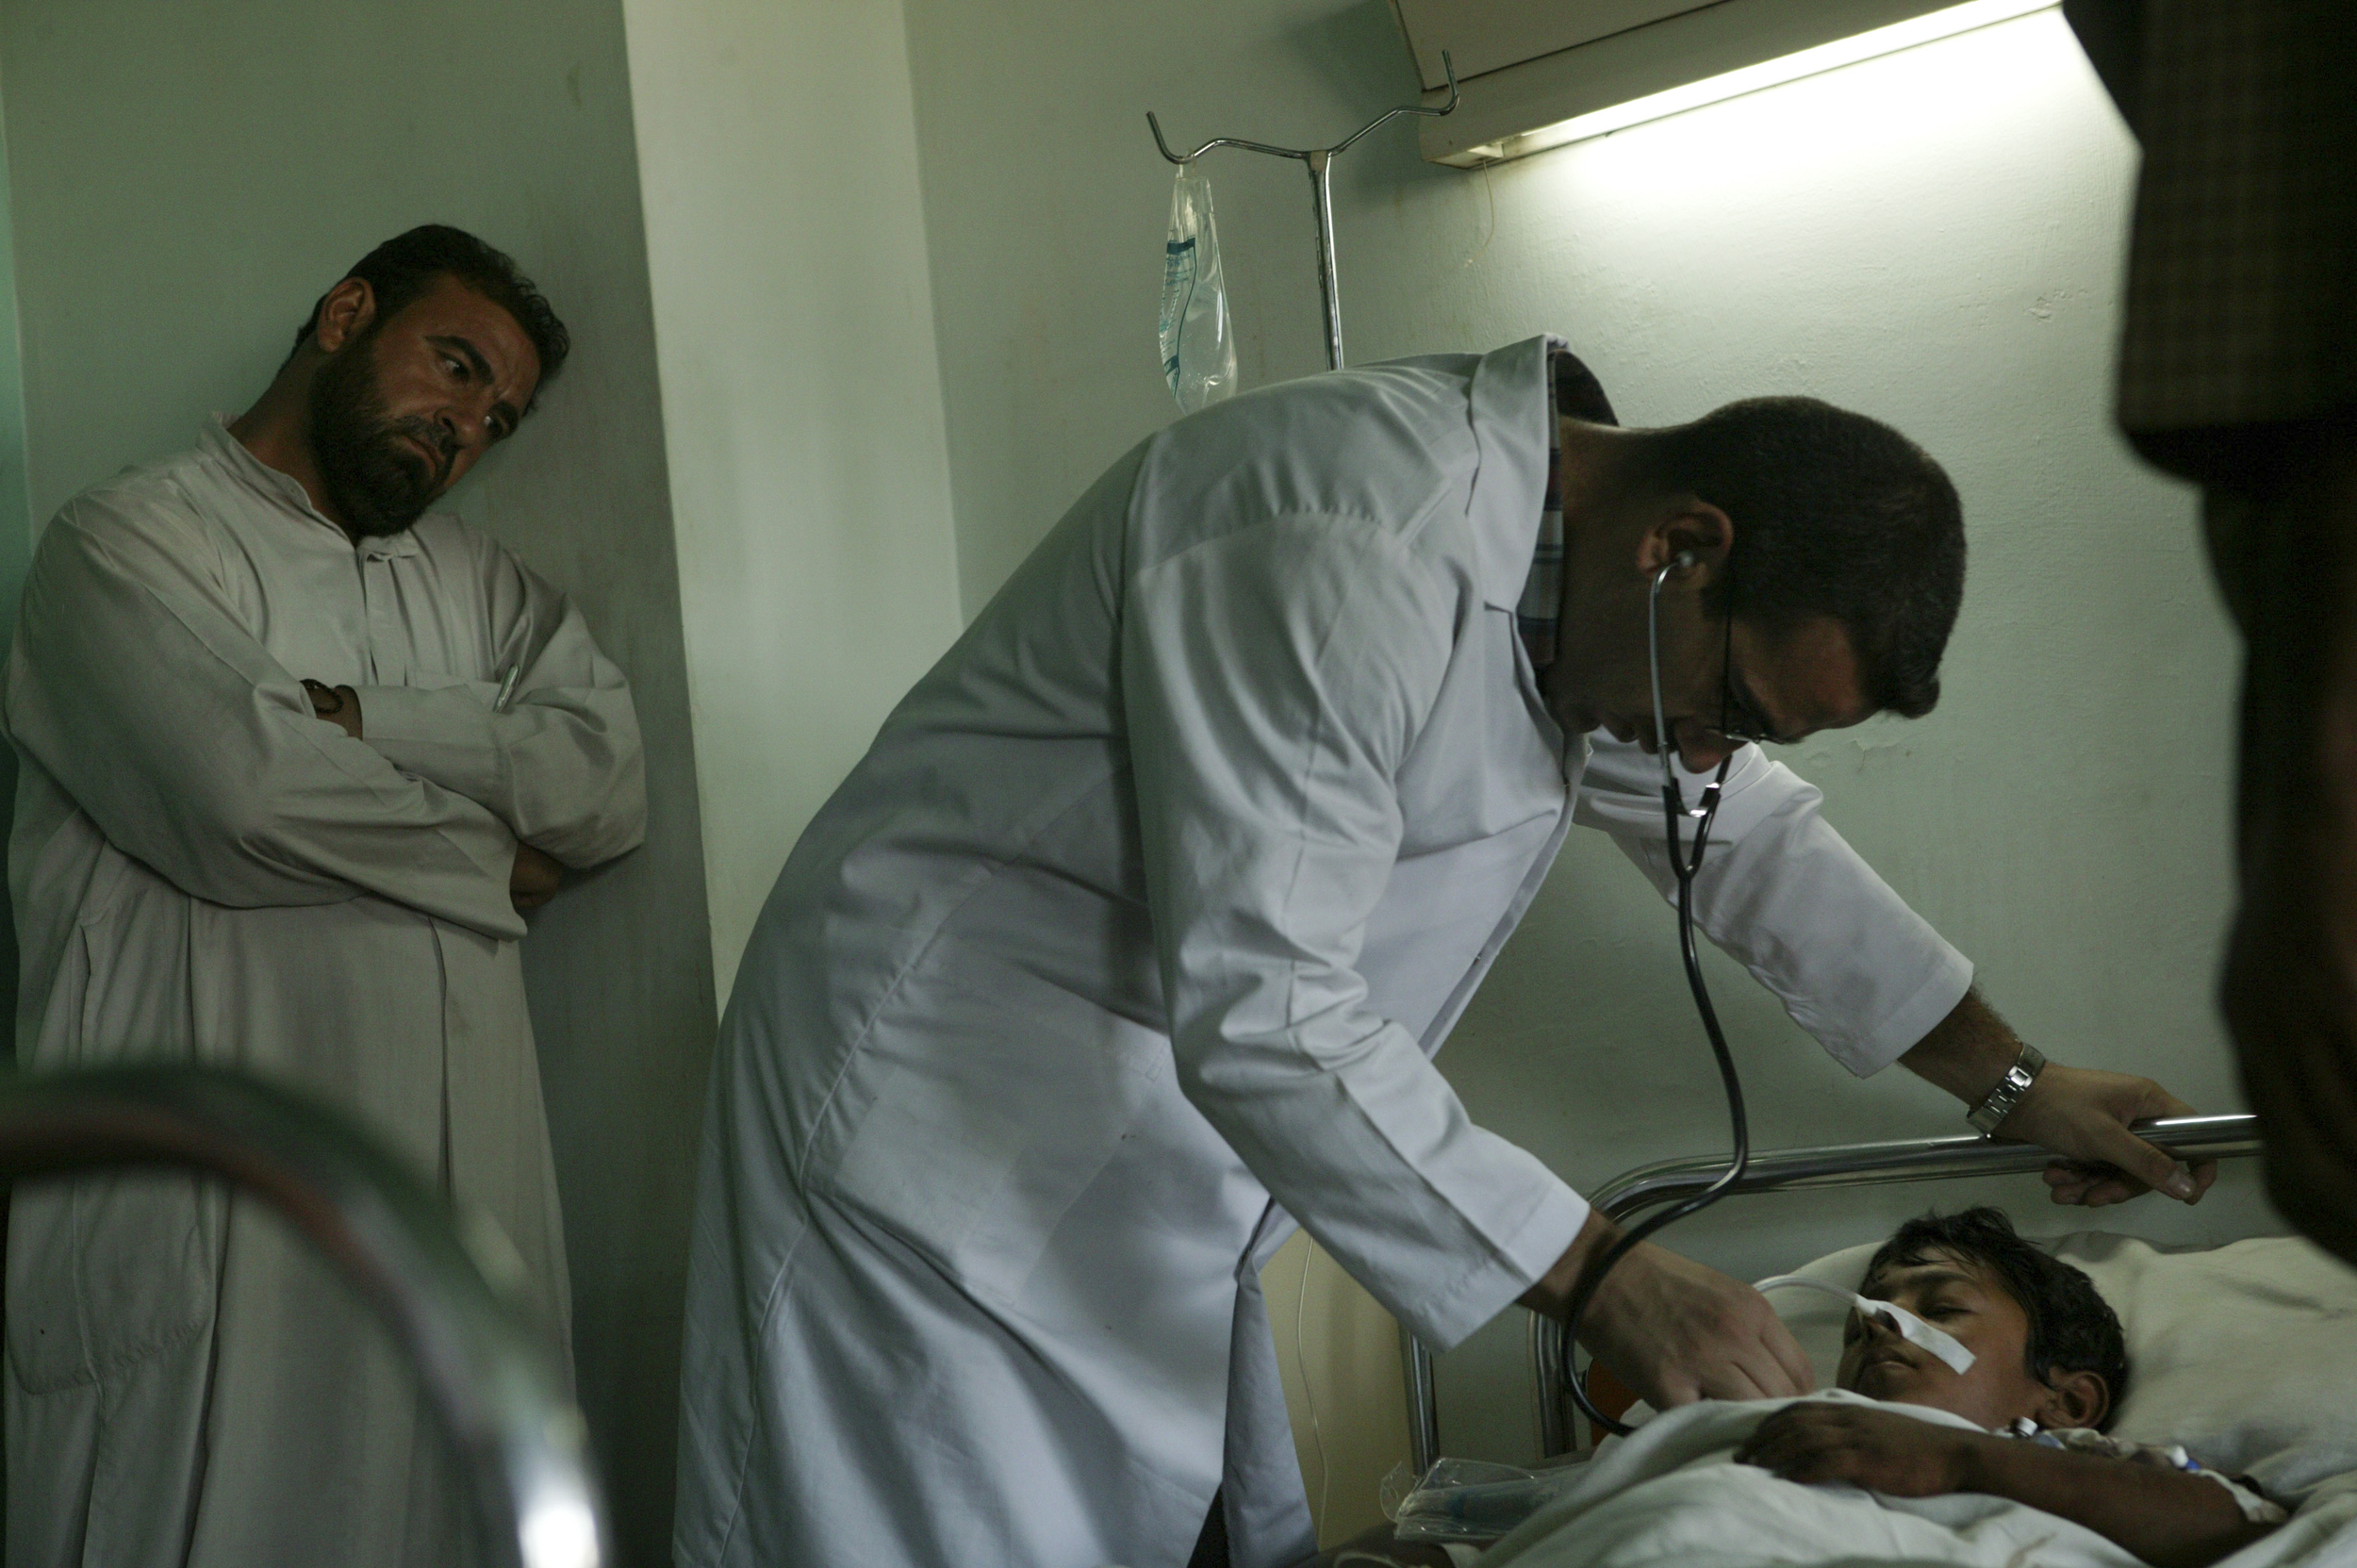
[{"xmin": 674, "ymin": 338, "xmax": 2212, "ymax": 1568}]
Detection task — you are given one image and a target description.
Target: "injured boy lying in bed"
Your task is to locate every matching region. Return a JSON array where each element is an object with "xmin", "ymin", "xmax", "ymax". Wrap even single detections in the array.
[
  {"xmin": 1730, "ymin": 1208, "xmax": 2284, "ymax": 1568},
  {"xmin": 1327, "ymin": 1209, "xmax": 2294, "ymax": 1568}
]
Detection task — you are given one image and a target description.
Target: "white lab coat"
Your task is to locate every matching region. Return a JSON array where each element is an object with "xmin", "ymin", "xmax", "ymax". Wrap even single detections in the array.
[
  {"xmin": 4, "ymin": 423, "xmax": 646, "ymax": 1567},
  {"xmin": 674, "ymin": 338, "xmax": 1971, "ymax": 1568}
]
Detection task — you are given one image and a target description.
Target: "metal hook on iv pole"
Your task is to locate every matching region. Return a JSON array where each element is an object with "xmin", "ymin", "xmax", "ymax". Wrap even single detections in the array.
[{"xmin": 1147, "ymin": 53, "xmax": 1459, "ymax": 373}]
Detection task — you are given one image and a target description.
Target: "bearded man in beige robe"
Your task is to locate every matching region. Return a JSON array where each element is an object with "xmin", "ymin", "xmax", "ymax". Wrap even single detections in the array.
[{"xmin": 3, "ymin": 224, "xmax": 646, "ymax": 1567}]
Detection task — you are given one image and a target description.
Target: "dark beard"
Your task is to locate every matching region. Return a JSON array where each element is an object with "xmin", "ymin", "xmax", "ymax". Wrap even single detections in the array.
[{"xmin": 306, "ymin": 330, "xmax": 455, "ymax": 538}]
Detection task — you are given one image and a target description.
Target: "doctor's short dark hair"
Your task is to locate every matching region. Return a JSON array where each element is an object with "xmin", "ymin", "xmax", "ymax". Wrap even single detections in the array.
[
  {"xmin": 1868, "ymin": 1207, "xmax": 2128, "ymax": 1427},
  {"xmin": 288, "ymin": 224, "xmax": 571, "ymax": 396},
  {"xmin": 1633, "ymin": 396, "xmax": 1965, "ymax": 718}
]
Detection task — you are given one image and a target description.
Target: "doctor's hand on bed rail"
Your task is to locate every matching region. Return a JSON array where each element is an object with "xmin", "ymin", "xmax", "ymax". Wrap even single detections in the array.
[
  {"xmin": 1900, "ymin": 988, "xmax": 2218, "ymax": 1207},
  {"xmin": 2014, "ymin": 1065, "xmax": 2218, "ymax": 1208},
  {"xmin": 1523, "ymin": 1208, "xmax": 1813, "ymax": 1408}
]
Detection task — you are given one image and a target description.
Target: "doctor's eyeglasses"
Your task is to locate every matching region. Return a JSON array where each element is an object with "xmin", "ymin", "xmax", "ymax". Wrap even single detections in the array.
[
  {"xmin": 1712, "ymin": 609, "xmax": 1771, "ymax": 747},
  {"xmin": 1710, "ymin": 609, "xmax": 1802, "ymax": 750},
  {"xmin": 1715, "ymin": 663, "xmax": 1781, "ymax": 746}
]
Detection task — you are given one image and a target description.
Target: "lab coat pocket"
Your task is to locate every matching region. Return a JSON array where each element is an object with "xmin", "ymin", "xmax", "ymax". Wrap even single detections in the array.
[
  {"xmin": 823, "ymin": 949, "xmax": 1168, "ymax": 1307},
  {"xmin": 6, "ymin": 893, "xmax": 223, "ymax": 1395}
]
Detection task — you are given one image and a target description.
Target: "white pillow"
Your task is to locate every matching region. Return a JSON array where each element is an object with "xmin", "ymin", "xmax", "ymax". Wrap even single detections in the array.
[{"xmin": 1759, "ymin": 1231, "xmax": 2357, "ymax": 1504}]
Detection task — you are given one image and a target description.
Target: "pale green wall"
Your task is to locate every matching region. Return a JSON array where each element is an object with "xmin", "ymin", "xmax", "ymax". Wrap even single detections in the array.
[
  {"xmin": 0, "ymin": 75, "xmax": 27, "ymax": 556},
  {"xmin": 0, "ymin": 66, "xmax": 23, "ymax": 1558},
  {"xmin": 0, "ymin": 4, "xmax": 715, "ymax": 1559},
  {"xmin": 902, "ymin": 0, "xmax": 2266, "ymax": 1516},
  {"xmin": 619, "ymin": 0, "xmax": 963, "ymax": 1007},
  {"xmin": 0, "ymin": 62, "xmax": 32, "ymax": 1045}
]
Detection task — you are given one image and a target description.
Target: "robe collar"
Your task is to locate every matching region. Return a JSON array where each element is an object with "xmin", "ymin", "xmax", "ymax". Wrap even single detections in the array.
[{"xmin": 201, "ymin": 417, "xmax": 425, "ymax": 560}]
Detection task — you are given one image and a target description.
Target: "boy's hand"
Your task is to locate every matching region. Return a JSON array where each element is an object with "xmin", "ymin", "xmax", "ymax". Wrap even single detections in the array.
[{"xmin": 1736, "ymin": 1403, "xmax": 1984, "ymax": 1497}]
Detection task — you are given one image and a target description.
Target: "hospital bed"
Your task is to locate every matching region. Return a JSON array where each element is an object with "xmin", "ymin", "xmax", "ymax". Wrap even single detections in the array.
[
  {"xmin": 0, "ymin": 1065, "xmax": 607, "ymax": 1568},
  {"xmin": 1528, "ymin": 1113, "xmax": 2266, "ymax": 1460},
  {"xmin": 1327, "ymin": 1113, "xmax": 2357, "ymax": 1566},
  {"xmin": 1392, "ymin": 1118, "xmax": 2267, "ymax": 1476}
]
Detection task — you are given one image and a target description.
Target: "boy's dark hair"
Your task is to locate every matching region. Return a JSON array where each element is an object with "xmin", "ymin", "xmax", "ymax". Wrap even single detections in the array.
[
  {"xmin": 1627, "ymin": 397, "xmax": 1965, "ymax": 719},
  {"xmin": 1867, "ymin": 1206, "xmax": 2128, "ymax": 1428},
  {"xmin": 290, "ymin": 224, "xmax": 569, "ymax": 398}
]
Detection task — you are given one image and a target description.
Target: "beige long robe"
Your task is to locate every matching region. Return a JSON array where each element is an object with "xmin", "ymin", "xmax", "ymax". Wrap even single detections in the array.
[{"xmin": 2, "ymin": 421, "xmax": 646, "ymax": 1567}]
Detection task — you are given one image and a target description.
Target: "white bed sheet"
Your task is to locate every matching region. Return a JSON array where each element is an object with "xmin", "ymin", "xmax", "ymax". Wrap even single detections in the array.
[{"xmin": 1478, "ymin": 1395, "xmax": 2357, "ymax": 1568}]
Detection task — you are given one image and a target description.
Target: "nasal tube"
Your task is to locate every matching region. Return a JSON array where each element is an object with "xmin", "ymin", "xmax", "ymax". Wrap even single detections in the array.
[{"xmin": 1751, "ymin": 1274, "xmax": 1976, "ymax": 1375}]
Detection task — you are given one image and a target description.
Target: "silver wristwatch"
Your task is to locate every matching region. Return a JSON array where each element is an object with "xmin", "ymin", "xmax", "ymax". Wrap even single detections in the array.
[{"xmin": 1967, "ymin": 1043, "xmax": 2046, "ymax": 1135}]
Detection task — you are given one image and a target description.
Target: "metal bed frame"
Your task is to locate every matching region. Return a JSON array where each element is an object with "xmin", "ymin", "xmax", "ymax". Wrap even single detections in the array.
[
  {"xmin": 1394, "ymin": 1113, "xmax": 2265, "ymax": 1471},
  {"xmin": 0, "ymin": 1065, "xmax": 608, "ymax": 1568}
]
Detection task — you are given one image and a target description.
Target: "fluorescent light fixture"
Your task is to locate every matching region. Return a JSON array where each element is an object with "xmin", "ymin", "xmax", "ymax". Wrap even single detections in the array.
[{"xmin": 1465, "ymin": 0, "xmax": 2054, "ymax": 164}]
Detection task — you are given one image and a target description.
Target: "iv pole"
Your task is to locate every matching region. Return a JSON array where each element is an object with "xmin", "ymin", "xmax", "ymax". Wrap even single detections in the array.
[
  {"xmin": 1146, "ymin": 56, "xmax": 1463, "ymax": 1479},
  {"xmin": 1147, "ymin": 54, "xmax": 1459, "ymax": 372}
]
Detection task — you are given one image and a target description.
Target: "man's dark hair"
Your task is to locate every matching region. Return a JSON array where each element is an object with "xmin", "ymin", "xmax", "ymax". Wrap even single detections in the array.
[
  {"xmin": 1629, "ymin": 397, "xmax": 1965, "ymax": 718},
  {"xmin": 290, "ymin": 224, "xmax": 570, "ymax": 397},
  {"xmin": 1868, "ymin": 1207, "xmax": 2128, "ymax": 1428}
]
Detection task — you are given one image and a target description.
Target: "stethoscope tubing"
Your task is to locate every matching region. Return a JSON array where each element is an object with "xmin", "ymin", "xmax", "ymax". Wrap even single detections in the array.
[{"xmin": 1560, "ymin": 559, "xmax": 1750, "ymax": 1441}]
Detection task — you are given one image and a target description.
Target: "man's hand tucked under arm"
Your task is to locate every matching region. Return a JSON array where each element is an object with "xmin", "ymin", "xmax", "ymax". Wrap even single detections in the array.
[
  {"xmin": 511, "ymin": 843, "xmax": 563, "ymax": 912},
  {"xmin": 301, "ymin": 679, "xmax": 363, "ymax": 739},
  {"xmin": 1901, "ymin": 989, "xmax": 2217, "ymax": 1207},
  {"xmin": 1522, "ymin": 1209, "xmax": 1813, "ymax": 1409}
]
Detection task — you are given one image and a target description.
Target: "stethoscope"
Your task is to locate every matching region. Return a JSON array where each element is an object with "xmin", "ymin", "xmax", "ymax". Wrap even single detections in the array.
[{"xmin": 1561, "ymin": 553, "xmax": 1755, "ymax": 1440}]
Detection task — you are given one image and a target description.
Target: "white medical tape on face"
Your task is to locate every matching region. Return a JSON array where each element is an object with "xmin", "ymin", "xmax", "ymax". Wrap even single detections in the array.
[{"xmin": 1753, "ymin": 1274, "xmax": 1976, "ymax": 1375}]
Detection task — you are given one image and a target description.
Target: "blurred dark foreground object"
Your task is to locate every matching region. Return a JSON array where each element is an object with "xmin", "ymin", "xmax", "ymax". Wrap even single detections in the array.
[
  {"xmin": 2063, "ymin": 0, "xmax": 2357, "ymax": 1267},
  {"xmin": 0, "ymin": 1065, "xmax": 608, "ymax": 1568}
]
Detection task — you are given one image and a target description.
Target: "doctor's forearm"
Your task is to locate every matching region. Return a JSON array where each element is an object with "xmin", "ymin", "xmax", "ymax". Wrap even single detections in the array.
[
  {"xmin": 1898, "ymin": 987, "xmax": 2022, "ymax": 1104},
  {"xmin": 1518, "ymin": 1207, "xmax": 1620, "ymax": 1317}
]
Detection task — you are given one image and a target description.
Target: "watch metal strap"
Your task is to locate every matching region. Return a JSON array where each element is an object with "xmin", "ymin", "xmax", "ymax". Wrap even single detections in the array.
[{"xmin": 1967, "ymin": 1043, "xmax": 2046, "ymax": 1135}]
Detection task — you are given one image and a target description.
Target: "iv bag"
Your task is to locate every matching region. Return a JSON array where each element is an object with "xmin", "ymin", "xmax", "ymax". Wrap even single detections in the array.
[{"xmin": 1159, "ymin": 161, "xmax": 1238, "ymax": 414}]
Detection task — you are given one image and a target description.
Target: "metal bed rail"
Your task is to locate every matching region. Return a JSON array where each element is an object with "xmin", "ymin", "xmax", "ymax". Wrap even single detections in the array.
[
  {"xmin": 1396, "ymin": 1114, "xmax": 2261, "ymax": 1470},
  {"xmin": 1585, "ymin": 1114, "xmax": 2262, "ymax": 1229},
  {"xmin": 0, "ymin": 1065, "xmax": 607, "ymax": 1568}
]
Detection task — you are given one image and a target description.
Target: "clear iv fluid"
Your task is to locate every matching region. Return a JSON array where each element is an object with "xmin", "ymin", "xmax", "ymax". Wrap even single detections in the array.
[{"xmin": 1160, "ymin": 162, "xmax": 1237, "ymax": 414}]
